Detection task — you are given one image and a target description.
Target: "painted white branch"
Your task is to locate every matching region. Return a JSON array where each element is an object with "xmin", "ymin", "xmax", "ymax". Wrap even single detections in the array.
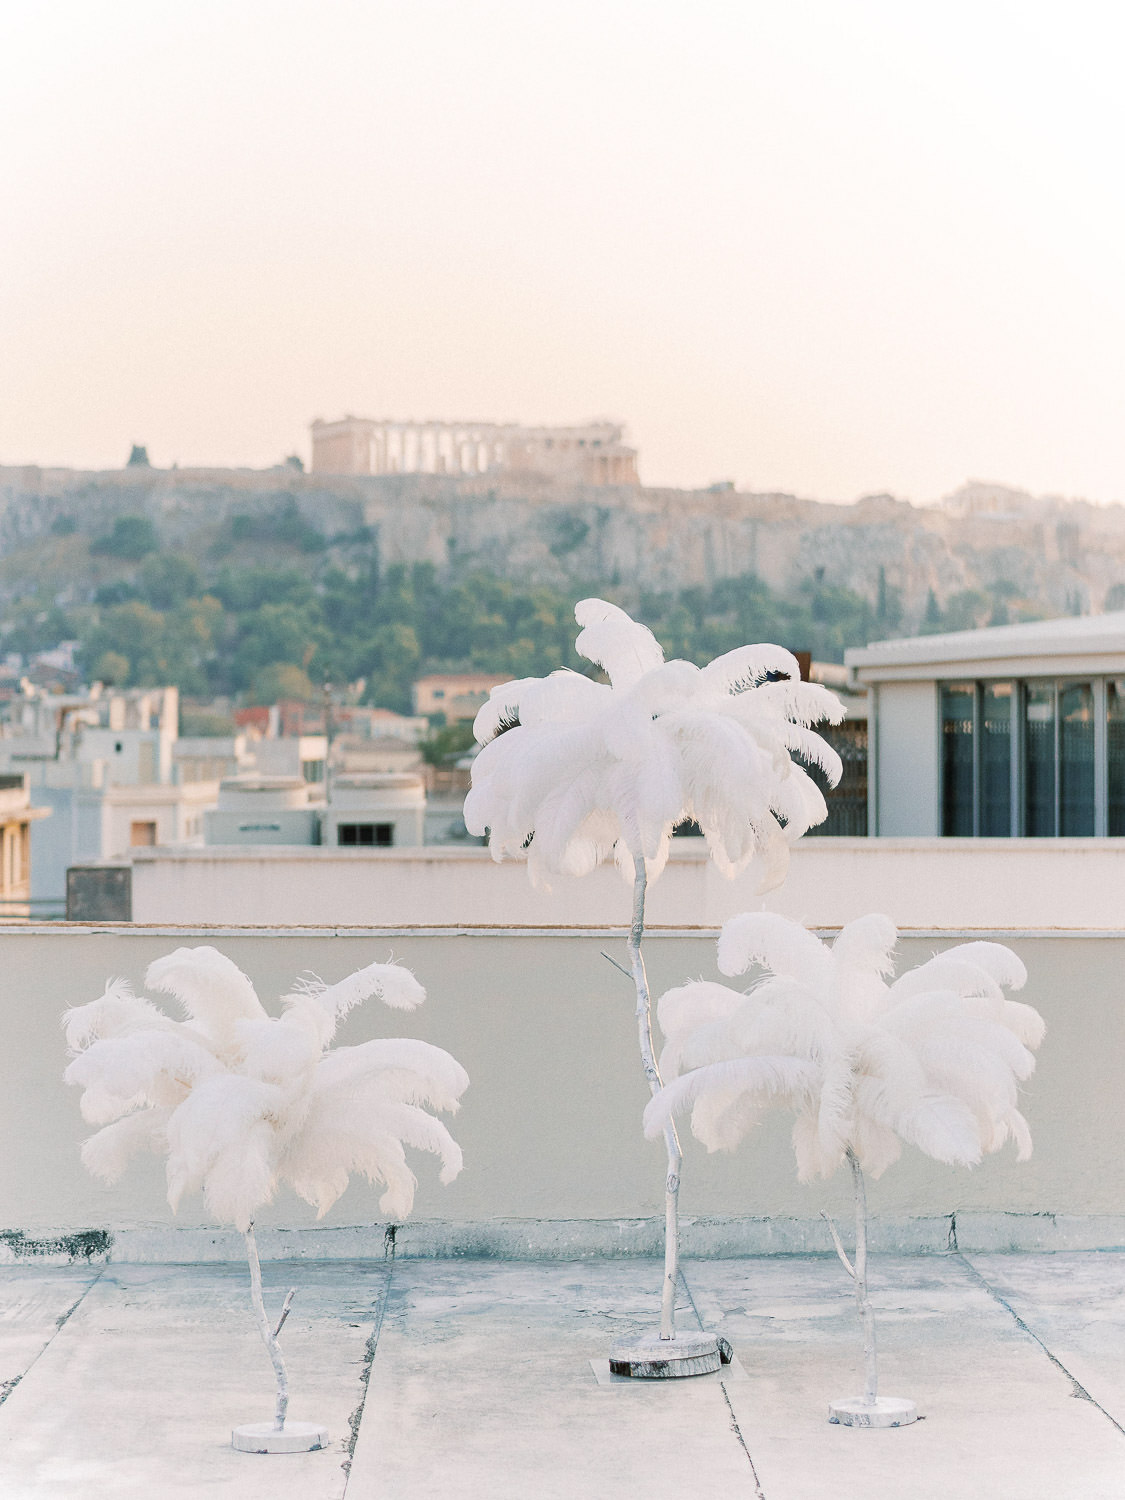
[
  {"xmin": 245, "ymin": 1223, "xmax": 290, "ymax": 1430},
  {"xmin": 846, "ymin": 1148, "xmax": 879, "ymax": 1407},
  {"xmin": 274, "ymin": 1288, "xmax": 297, "ymax": 1340},
  {"xmin": 629, "ymin": 853, "xmax": 682, "ymax": 1343},
  {"xmin": 820, "ymin": 1209, "xmax": 856, "ymax": 1280}
]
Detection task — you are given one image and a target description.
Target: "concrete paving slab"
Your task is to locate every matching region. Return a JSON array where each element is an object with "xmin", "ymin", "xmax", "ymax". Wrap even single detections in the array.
[
  {"xmin": 348, "ymin": 1259, "xmax": 760, "ymax": 1499},
  {"xmin": 0, "ymin": 1265, "xmax": 104, "ymax": 1404},
  {"xmin": 686, "ymin": 1254, "xmax": 1125, "ymax": 1500},
  {"xmin": 966, "ymin": 1250, "xmax": 1125, "ymax": 1431},
  {"xmin": 3, "ymin": 1254, "xmax": 1125, "ymax": 1499},
  {"xmin": 0, "ymin": 1261, "xmax": 390, "ymax": 1500}
]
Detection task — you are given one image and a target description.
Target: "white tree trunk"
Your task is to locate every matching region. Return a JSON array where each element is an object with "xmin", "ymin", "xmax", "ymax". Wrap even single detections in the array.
[
  {"xmin": 629, "ymin": 854, "xmax": 682, "ymax": 1342},
  {"xmin": 245, "ymin": 1223, "xmax": 291, "ymax": 1430},
  {"xmin": 847, "ymin": 1148, "xmax": 879, "ymax": 1406}
]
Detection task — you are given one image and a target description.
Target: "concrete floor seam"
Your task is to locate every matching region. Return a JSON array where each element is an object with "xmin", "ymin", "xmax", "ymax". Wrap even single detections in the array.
[
  {"xmin": 956, "ymin": 1252, "xmax": 1125, "ymax": 1439},
  {"xmin": 680, "ymin": 1264, "xmax": 769, "ymax": 1499},
  {"xmin": 0, "ymin": 1264, "xmax": 106, "ymax": 1411},
  {"xmin": 340, "ymin": 1266, "xmax": 395, "ymax": 1494}
]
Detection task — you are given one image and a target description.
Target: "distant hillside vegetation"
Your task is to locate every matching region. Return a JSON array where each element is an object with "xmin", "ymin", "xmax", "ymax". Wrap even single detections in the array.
[{"xmin": 0, "ymin": 466, "xmax": 1122, "ymax": 709}]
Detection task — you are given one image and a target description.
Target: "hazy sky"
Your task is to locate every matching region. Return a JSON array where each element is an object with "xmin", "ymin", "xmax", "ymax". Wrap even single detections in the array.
[{"xmin": 3, "ymin": 1, "xmax": 1124, "ymax": 502}]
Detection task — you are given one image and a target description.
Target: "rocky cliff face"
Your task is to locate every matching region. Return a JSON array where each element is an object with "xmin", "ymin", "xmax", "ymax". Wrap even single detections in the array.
[{"xmin": 2, "ymin": 465, "xmax": 1123, "ymax": 627}]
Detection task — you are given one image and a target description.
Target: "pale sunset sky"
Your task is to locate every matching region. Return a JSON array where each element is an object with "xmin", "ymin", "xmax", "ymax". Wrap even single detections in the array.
[{"xmin": 2, "ymin": 1, "xmax": 1124, "ymax": 502}]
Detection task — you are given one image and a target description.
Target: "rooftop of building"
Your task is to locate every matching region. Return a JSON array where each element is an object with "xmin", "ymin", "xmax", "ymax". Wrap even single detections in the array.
[
  {"xmin": 846, "ymin": 610, "xmax": 1125, "ymax": 676},
  {"xmin": 0, "ymin": 1249, "xmax": 1121, "ymax": 1498}
]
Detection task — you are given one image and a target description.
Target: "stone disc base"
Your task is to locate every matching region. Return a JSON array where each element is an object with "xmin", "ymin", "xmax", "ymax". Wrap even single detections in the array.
[
  {"xmin": 608, "ymin": 1331, "xmax": 725, "ymax": 1379},
  {"xmin": 828, "ymin": 1397, "xmax": 918, "ymax": 1429},
  {"xmin": 232, "ymin": 1421, "xmax": 330, "ymax": 1454}
]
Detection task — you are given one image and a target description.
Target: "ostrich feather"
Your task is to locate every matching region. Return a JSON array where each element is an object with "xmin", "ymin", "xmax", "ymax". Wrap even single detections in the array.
[
  {"xmin": 65, "ymin": 947, "xmax": 468, "ymax": 1233},
  {"xmin": 64, "ymin": 1030, "xmax": 221, "ymax": 1123},
  {"xmin": 699, "ymin": 643, "xmax": 802, "ymax": 693},
  {"xmin": 643, "ymin": 1055, "xmax": 817, "ymax": 1147},
  {"xmin": 717, "ymin": 912, "xmax": 833, "ymax": 986},
  {"xmin": 649, "ymin": 912, "xmax": 1043, "ymax": 1184},
  {"xmin": 574, "ymin": 597, "xmax": 665, "ymax": 687},
  {"xmin": 145, "ymin": 947, "xmax": 267, "ymax": 1048},
  {"xmin": 473, "ymin": 677, "xmax": 545, "ymax": 743},
  {"xmin": 63, "ymin": 979, "xmax": 177, "ymax": 1048},
  {"xmin": 657, "ymin": 980, "xmax": 747, "ymax": 1045},
  {"xmin": 466, "ymin": 599, "xmax": 843, "ymax": 886},
  {"xmin": 80, "ymin": 1106, "xmax": 170, "ymax": 1182},
  {"xmin": 831, "ymin": 915, "xmax": 898, "ymax": 979}
]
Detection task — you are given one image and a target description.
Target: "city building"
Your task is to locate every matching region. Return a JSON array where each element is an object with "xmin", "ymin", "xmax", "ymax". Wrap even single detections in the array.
[
  {"xmin": 0, "ymin": 684, "xmax": 221, "ymax": 907},
  {"xmin": 310, "ymin": 415, "xmax": 639, "ymax": 484},
  {"xmin": 846, "ymin": 611, "xmax": 1125, "ymax": 837},
  {"xmin": 413, "ymin": 673, "xmax": 508, "ymax": 722},
  {"xmin": 202, "ymin": 770, "xmax": 425, "ymax": 849},
  {"xmin": 0, "ymin": 774, "xmax": 51, "ymax": 917}
]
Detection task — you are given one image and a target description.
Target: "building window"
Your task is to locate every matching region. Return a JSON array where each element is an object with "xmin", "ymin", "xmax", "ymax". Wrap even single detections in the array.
[
  {"xmin": 941, "ymin": 677, "xmax": 1103, "ymax": 837},
  {"xmin": 337, "ymin": 823, "xmax": 394, "ymax": 847},
  {"xmin": 980, "ymin": 683, "xmax": 1012, "ymax": 836},
  {"xmin": 1024, "ymin": 684, "xmax": 1055, "ymax": 836},
  {"xmin": 130, "ymin": 820, "xmax": 157, "ymax": 847},
  {"xmin": 302, "ymin": 759, "xmax": 325, "ymax": 784},
  {"xmin": 940, "ymin": 684, "xmax": 975, "ymax": 835},
  {"xmin": 1108, "ymin": 681, "xmax": 1125, "ymax": 834},
  {"xmin": 1059, "ymin": 682, "xmax": 1095, "ymax": 835}
]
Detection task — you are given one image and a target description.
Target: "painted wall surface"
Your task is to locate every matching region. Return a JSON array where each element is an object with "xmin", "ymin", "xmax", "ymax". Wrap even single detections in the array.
[
  {"xmin": 875, "ymin": 680, "xmax": 940, "ymax": 835},
  {"xmin": 128, "ymin": 839, "xmax": 1125, "ymax": 930},
  {"xmin": 3, "ymin": 927, "xmax": 1123, "ymax": 1239}
]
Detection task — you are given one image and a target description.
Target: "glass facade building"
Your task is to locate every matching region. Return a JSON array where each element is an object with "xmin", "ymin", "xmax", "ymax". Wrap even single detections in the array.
[{"xmin": 940, "ymin": 677, "xmax": 1114, "ymax": 836}]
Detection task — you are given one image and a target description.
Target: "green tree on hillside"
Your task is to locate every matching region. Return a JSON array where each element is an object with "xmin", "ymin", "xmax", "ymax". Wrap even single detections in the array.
[{"xmin": 91, "ymin": 516, "xmax": 159, "ymax": 560}]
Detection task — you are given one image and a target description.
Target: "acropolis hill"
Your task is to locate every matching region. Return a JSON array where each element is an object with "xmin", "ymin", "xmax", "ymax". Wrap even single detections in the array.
[{"xmin": 1, "ymin": 463, "xmax": 1123, "ymax": 629}]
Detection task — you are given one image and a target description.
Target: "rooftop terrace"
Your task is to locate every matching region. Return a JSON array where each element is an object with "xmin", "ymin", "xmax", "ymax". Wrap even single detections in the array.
[{"xmin": 0, "ymin": 1250, "xmax": 1122, "ymax": 1498}]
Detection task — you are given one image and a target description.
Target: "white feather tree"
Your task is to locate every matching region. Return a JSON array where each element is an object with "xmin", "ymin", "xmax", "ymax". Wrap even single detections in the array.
[
  {"xmin": 464, "ymin": 599, "xmax": 844, "ymax": 1354},
  {"xmin": 644, "ymin": 912, "xmax": 1044, "ymax": 1420},
  {"xmin": 64, "ymin": 946, "xmax": 468, "ymax": 1444}
]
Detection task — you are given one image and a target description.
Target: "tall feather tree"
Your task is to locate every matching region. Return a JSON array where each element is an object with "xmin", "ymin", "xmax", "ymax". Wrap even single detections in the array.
[
  {"xmin": 464, "ymin": 598, "xmax": 844, "ymax": 1354},
  {"xmin": 64, "ymin": 946, "xmax": 468, "ymax": 1439},
  {"xmin": 644, "ymin": 913, "xmax": 1043, "ymax": 1419}
]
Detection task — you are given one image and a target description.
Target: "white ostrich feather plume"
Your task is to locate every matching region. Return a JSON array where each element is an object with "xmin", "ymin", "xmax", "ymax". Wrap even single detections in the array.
[
  {"xmin": 464, "ymin": 599, "xmax": 845, "ymax": 889},
  {"xmin": 64, "ymin": 947, "xmax": 468, "ymax": 1231},
  {"xmin": 645, "ymin": 913, "xmax": 1043, "ymax": 1182}
]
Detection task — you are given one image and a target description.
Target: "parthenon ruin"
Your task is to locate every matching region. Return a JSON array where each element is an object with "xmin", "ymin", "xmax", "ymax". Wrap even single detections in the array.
[{"xmin": 309, "ymin": 415, "xmax": 639, "ymax": 485}]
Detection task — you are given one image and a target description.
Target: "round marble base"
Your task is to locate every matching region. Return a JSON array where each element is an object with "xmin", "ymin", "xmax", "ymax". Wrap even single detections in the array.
[
  {"xmin": 828, "ymin": 1397, "xmax": 918, "ymax": 1429},
  {"xmin": 232, "ymin": 1421, "xmax": 329, "ymax": 1454},
  {"xmin": 608, "ymin": 1331, "xmax": 724, "ymax": 1379}
]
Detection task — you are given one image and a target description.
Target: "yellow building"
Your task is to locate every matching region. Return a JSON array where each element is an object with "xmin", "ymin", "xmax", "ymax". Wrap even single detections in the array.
[
  {"xmin": 412, "ymin": 674, "xmax": 509, "ymax": 723},
  {"xmin": 0, "ymin": 775, "xmax": 50, "ymax": 918}
]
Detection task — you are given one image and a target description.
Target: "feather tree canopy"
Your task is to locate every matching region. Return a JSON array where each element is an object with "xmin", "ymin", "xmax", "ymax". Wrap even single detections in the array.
[
  {"xmin": 644, "ymin": 913, "xmax": 1043, "ymax": 1182},
  {"xmin": 64, "ymin": 946, "xmax": 468, "ymax": 1230},
  {"xmin": 464, "ymin": 599, "xmax": 846, "ymax": 889}
]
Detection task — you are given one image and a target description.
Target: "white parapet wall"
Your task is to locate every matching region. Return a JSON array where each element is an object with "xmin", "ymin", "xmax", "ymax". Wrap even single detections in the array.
[
  {"xmin": 6, "ymin": 925, "xmax": 1125, "ymax": 1258},
  {"xmin": 127, "ymin": 837, "xmax": 1125, "ymax": 930}
]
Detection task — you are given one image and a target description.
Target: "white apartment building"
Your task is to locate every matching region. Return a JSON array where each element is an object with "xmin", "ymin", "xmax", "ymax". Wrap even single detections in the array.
[{"xmin": 0, "ymin": 685, "xmax": 219, "ymax": 905}]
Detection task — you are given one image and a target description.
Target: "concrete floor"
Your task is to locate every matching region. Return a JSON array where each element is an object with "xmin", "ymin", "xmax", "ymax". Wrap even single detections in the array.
[{"xmin": 0, "ymin": 1252, "xmax": 1122, "ymax": 1499}]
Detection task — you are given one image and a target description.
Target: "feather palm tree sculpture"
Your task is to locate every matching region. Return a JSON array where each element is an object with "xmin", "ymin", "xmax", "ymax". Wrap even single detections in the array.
[
  {"xmin": 64, "ymin": 946, "xmax": 468, "ymax": 1453},
  {"xmin": 464, "ymin": 598, "xmax": 843, "ymax": 1375},
  {"xmin": 644, "ymin": 912, "xmax": 1043, "ymax": 1422}
]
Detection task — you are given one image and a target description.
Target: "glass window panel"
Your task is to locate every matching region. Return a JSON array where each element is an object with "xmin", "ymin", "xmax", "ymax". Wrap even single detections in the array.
[
  {"xmin": 1109, "ymin": 681, "xmax": 1125, "ymax": 835},
  {"xmin": 1024, "ymin": 684, "xmax": 1056, "ymax": 836},
  {"xmin": 1059, "ymin": 683, "xmax": 1095, "ymax": 835},
  {"xmin": 941, "ymin": 683, "xmax": 975, "ymax": 836},
  {"xmin": 980, "ymin": 683, "xmax": 1012, "ymax": 836}
]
